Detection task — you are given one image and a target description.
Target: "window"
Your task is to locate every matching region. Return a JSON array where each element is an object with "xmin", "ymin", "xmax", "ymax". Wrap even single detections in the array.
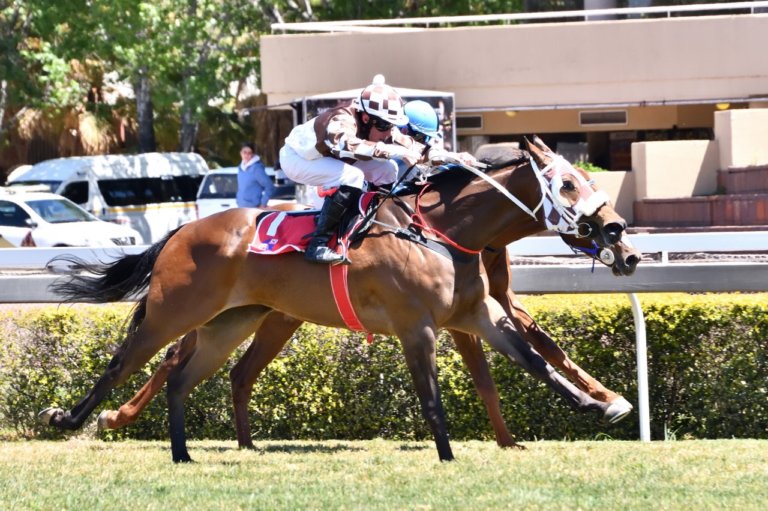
[
  {"xmin": 25, "ymin": 199, "xmax": 96, "ymax": 223},
  {"xmin": 60, "ymin": 181, "xmax": 89, "ymax": 205},
  {"xmin": 174, "ymin": 175, "xmax": 204, "ymax": 202},
  {"xmin": 456, "ymin": 116, "xmax": 483, "ymax": 130},
  {"xmin": 98, "ymin": 176, "xmax": 202, "ymax": 207},
  {"xmin": 579, "ymin": 111, "xmax": 628, "ymax": 126},
  {"xmin": 0, "ymin": 201, "xmax": 32, "ymax": 227},
  {"xmin": 198, "ymin": 174, "xmax": 238, "ymax": 199}
]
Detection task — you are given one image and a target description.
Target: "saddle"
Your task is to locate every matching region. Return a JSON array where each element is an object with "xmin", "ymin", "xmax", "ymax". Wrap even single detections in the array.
[{"xmin": 247, "ymin": 192, "xmax": 378, "ymax": 255}]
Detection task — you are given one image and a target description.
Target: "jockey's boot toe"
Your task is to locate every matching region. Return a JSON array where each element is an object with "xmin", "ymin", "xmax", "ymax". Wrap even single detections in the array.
[{"xmin": 305, "ymin": 245, "xmax": 345, "ymax": 264}]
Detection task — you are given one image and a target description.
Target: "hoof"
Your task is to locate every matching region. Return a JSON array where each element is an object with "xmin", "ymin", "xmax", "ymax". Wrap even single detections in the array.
[
  {"xmin": 97, "ymin": 411, "xmax": 111, "ymax": 431},
  {"xmin": 38, "ymin": 407, "xmax": 63, "ymax": 425},
  {"xmin": 604, "ymin": 397, "xmax": 633, "ymax": 424}
]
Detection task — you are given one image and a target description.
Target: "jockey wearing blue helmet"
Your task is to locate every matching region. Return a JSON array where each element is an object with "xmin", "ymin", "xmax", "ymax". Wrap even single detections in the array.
[{"xmin": 401, "ymin": 101, "xmax": 441, "ymax": 144}]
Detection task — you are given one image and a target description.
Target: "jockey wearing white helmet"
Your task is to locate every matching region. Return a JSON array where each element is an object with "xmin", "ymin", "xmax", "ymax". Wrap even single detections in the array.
[{"xmin": 280, "ymin": 75, "xmax": 426, "ymax": 265}]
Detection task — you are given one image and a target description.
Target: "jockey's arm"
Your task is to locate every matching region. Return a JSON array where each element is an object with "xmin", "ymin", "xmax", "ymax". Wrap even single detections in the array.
[{"xmin": 325, "ymin": 113, "xmax": 422, "ymax": 163}]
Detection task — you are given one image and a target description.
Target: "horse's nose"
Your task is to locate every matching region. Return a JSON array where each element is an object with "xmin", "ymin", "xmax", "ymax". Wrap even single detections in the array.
[
  {"xmin": 625, "ymin": 253, "xmax": 640, "ymax": 269},
  {"xmin": 604, "ymin": 221, "xmax": 627, "ymax": 244}
]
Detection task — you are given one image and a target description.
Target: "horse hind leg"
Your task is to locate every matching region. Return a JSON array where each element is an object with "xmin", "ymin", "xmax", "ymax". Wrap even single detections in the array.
[
  {"xmin": 39, "ymin": 303, "xmax": 204, "ymax": 431},
  {"xmin": 449, "ymin": 329, "xmax": 523, "ymax": 450},
  {"xmin": 96, "ymin": 331, "xmax": 198, "ymax": 431},
  {"xmin": 231, "ymin": 312, "xmax": 303, "ymax": 449},
  {"xmin": 166, "ymin": 305, "xmax": 273, "ymax": 463}
]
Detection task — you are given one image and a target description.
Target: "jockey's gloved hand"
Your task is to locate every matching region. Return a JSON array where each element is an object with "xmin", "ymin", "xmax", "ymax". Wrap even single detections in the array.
[
  {"xmin": 402, "ymin": 151, "xmax": 422, "ymax": 167},
  {"xmin": 429, "ymin": 150, "xmax": 478, "ymax": 168}
]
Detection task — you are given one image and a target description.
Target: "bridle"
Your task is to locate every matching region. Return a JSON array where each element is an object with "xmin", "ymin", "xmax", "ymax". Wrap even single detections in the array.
[{"xmin": 451, "ymin": 153, "xmax": 610, "ymax": 238}]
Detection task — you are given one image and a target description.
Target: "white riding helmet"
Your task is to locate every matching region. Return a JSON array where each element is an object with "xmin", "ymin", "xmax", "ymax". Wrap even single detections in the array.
[{"xmin": 354, "ymin": 75, "xmax": 409, "ymax": 126}]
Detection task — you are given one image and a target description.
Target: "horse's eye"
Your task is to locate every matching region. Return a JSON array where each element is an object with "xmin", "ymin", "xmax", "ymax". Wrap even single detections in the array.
[{"xmin": 562, "ymin": 180, "xmax": 576, "ymax": 192}]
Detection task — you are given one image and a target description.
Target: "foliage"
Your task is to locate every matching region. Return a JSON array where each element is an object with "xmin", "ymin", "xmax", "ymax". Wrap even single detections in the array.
[
  {"xmin": 1, "ymin": 294, "xmax": 766, "ymax": 444},
  {"xmin": 575, "ymin": 160, "xmax": 609, "ymax": 173}
]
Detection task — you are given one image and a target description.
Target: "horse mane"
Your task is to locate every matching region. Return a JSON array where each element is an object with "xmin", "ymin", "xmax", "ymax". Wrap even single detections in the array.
[{"xmin": 392, "ymin": 151, "xmax": 531, "ymax": 198}]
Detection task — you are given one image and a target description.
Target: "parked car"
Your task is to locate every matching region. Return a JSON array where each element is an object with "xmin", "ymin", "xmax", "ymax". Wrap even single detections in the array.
[
  {"xmin": 7, "ymin": 152, "xmax": 208, "ymax": 244},
  {"xmin": 0, "ymin": 190, "xmax": 141, "ymax": 247},
  {"xmin": 195, "ymin": 167, "xmax": 296, "ymax": 219}
]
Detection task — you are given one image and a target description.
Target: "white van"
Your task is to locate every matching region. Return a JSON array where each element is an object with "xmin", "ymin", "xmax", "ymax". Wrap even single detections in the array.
[{"xmin": 7, "ymin": 153, "xmax": 208, "ymax": 244}]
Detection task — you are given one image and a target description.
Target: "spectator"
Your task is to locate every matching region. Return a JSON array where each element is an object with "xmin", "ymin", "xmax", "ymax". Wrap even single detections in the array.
[{"xmin": 236, "ymin": 142, "xmax": 274, "ymax": 208}]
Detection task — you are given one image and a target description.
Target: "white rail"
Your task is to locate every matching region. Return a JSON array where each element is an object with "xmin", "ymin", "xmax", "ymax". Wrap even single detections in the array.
[{"xmin": 272, "ymin": 1, "xmax": 768, "ymax": 33}]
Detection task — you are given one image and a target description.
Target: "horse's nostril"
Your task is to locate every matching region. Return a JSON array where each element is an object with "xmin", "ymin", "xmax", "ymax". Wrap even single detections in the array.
[{"xmin": 626, "ymin": 254, "xmax": 640, "ymax": 267}]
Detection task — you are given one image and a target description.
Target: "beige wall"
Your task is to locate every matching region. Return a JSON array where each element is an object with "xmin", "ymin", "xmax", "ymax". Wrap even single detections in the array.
[
  {"xmin": 715, "ymin": 109, "xmax": 768, "ymax": 169},
  {"xmin": 591, "ymin": 171, "xmax": 635, "ymax": 224},
  {"xmin": 462, "ymin": 104, "xmax": 718, "ymax": 136},
  {"xmin": 262, "ymin": 15, "xmax": 768, "ymax": 110},
  {"xmin": 632, "ymin": 141, "xmax": 719, "ymax": 200}
]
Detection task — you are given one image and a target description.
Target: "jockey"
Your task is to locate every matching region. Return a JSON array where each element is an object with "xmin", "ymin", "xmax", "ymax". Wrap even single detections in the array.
[
  {"xmin": 280, "ymin": 75, "xmax": 427, "ymax": 264},
  {"xmin": 397, "ymin": 100, "xmax": 443, "ymax": 181},
  {"xmin": 397, "ymin": 100, "xmax": 479, "ymax": 183}
]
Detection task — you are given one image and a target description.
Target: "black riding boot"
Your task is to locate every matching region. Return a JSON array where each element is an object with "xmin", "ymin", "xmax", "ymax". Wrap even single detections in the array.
[{"xmin": 305, "ymin": 185, "xmax": 360, "ymax": 264}]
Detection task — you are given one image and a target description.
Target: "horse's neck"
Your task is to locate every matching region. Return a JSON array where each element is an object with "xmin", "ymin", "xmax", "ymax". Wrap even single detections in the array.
[{"xmin": 412, "ymin": 165, "xmax": 545, "ymax": 252}]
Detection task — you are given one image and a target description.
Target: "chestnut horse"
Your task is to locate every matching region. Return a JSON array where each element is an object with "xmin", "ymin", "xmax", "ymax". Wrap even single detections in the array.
[
  {"xmin": 96, "ymin": 222, "xmax": 639, "ymax": 450},
  {"xmin": 42, "ymin": 141, "xmax": 637, "ymax": 462}
]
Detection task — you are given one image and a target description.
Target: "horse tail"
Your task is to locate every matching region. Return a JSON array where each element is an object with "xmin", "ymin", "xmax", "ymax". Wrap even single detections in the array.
[{"xmin": 49, "ymin": 226, "xmax": 184, "ymax": 304}]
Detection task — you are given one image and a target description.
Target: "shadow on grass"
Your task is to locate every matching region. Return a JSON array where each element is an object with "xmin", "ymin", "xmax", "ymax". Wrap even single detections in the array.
[
  {"xmin": 254, "ymin": 443, "xmax": 367, "ymax": 454},
  {"xmin": 397, "ymin": 444, "xmax": 431, "ymax": 451}
]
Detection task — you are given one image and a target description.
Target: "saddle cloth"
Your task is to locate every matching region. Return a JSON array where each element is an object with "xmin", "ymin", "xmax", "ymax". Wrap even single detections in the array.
[{"xmin": 247, "ymin": 192, "xmax": 376, "ymax": 256}]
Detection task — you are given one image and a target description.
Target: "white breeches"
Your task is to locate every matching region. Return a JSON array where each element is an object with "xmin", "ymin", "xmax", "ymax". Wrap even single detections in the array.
[{"xmin": 280, "ymin": 145, "xmax": 398, "ymax": 189}]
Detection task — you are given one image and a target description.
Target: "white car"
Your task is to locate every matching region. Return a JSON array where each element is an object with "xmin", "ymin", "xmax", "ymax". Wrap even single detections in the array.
[
  {"xmin": 195, "ymin": 167, "xmax": 296, "ymax": 219},
  {"xmin": 0, "ymin": 191, "xmax": 141, "ymax": 247}
]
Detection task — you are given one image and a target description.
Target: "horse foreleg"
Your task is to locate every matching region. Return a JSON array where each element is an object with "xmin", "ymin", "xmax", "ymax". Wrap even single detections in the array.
[
  {"xmin": 96, "ymin": 331, "xmax": 198, "ymax": 431},
  {"xmin": 167, "ymin": 305, "xmax": 272, "ymax": 463},
  {"xmin": 460, "ymin": 298, "xmax": 611, "ymax": 423},
  {"xmin": 505, "ymin": 291, "xmax": 614, "ymax": 400},
  {"xmin": 448, "ymin": 329, "xmax": 522, "ymax": 450},
  {"xmin": 398, "ymin": 322, "xmax": 454, "ymax": 462},
  {"xmin": 231, "ymin": 313, "xmax": 303, "ymax": 449}
]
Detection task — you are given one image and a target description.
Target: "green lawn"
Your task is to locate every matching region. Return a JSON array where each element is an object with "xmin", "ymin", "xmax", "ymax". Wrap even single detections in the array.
[{"xmin": 1, "ymin": 439, "xmax": 766, "ymax": 510}]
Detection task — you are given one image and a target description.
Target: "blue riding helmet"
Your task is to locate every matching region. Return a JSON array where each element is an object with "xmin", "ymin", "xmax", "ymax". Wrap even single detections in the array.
[{"xmin": 402, "ymin": 100, "xmax": 441, "ymax": 141}]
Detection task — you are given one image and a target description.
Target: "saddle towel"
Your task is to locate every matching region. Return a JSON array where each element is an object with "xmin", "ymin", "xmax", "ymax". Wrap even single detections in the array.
[{"xmin": 247, "ymin": 192, "xmax": 376, "ymax": 255}]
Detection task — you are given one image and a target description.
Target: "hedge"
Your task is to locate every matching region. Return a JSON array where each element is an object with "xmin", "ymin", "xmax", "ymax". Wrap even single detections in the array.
[{"xmin": 1, "ymin": 294, "xmax": 766, "ymax": 442}]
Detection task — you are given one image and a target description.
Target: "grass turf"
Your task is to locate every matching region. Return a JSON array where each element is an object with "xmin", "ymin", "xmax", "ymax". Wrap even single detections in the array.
[{"xmin": 1, "ymin": 439, "xmax": 766, "ymax": 510}]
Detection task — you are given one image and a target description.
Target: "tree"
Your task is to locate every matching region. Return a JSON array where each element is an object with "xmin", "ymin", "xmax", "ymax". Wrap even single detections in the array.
[{"xmin": 0, "ymin": 0, "xmax": 81, "ymax": 138}]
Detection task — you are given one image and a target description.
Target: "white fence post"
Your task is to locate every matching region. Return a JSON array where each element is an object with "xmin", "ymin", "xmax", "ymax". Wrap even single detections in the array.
[{"xmin": 627, "ymin": 292, "xmax": 651, "ymax": 441}]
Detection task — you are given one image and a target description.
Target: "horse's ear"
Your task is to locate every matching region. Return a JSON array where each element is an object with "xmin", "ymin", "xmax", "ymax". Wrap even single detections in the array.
[
  {"xmin": 532, "ymin": 135, "xmax": 554, "ymax": 153},
  {"xmin": 525, "ymin": 136, "xmax": 549, "ymax": 168}
]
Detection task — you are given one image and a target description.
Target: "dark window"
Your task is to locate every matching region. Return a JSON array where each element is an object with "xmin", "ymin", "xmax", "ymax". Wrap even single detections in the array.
[
  {"xmin": 173, "ymin": 175, "xmax": 204, "ymax": 202},
  {"xmin": 456, "ymin": 116, "xmax": 483, "ymax": 130},
  {"xmin": 198, "ymin": 174, "xmax": 238, "ymax": 199},
  {"xmin": 0, "ymin": 201, "xmax": 31, "ymax": 227},
  {"xmin": 580, "ymin": 111, "xmax": 628, "ymax": 126},
  {"xmin": 60, "ymin": 181, "xmax": 89, "ymax": 205},
  {"xmin": 98, "ymin": 177, "xmax": 202, "ymax": 207}
]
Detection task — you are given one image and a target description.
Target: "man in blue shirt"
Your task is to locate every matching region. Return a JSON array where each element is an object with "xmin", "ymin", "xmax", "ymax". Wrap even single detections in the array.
[{"xmin": 236, "ymin": 142, "xmax": 274, "ymax": 208}]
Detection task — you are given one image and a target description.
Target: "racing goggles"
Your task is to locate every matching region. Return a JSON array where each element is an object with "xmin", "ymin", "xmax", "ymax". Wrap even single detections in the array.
[{"xmin": 370, "ymin": 117, "xmax": 393, "ymax": 132}]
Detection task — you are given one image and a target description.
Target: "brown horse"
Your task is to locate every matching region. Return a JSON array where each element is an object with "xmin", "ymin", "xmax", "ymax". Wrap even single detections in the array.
[
  {"xmin": 96, "ymin": 226, "xmax": 638, "ymax": 450},
  {"xmin": 42, "ymin": 140, "xmax": 638, "ymax": 462}
]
